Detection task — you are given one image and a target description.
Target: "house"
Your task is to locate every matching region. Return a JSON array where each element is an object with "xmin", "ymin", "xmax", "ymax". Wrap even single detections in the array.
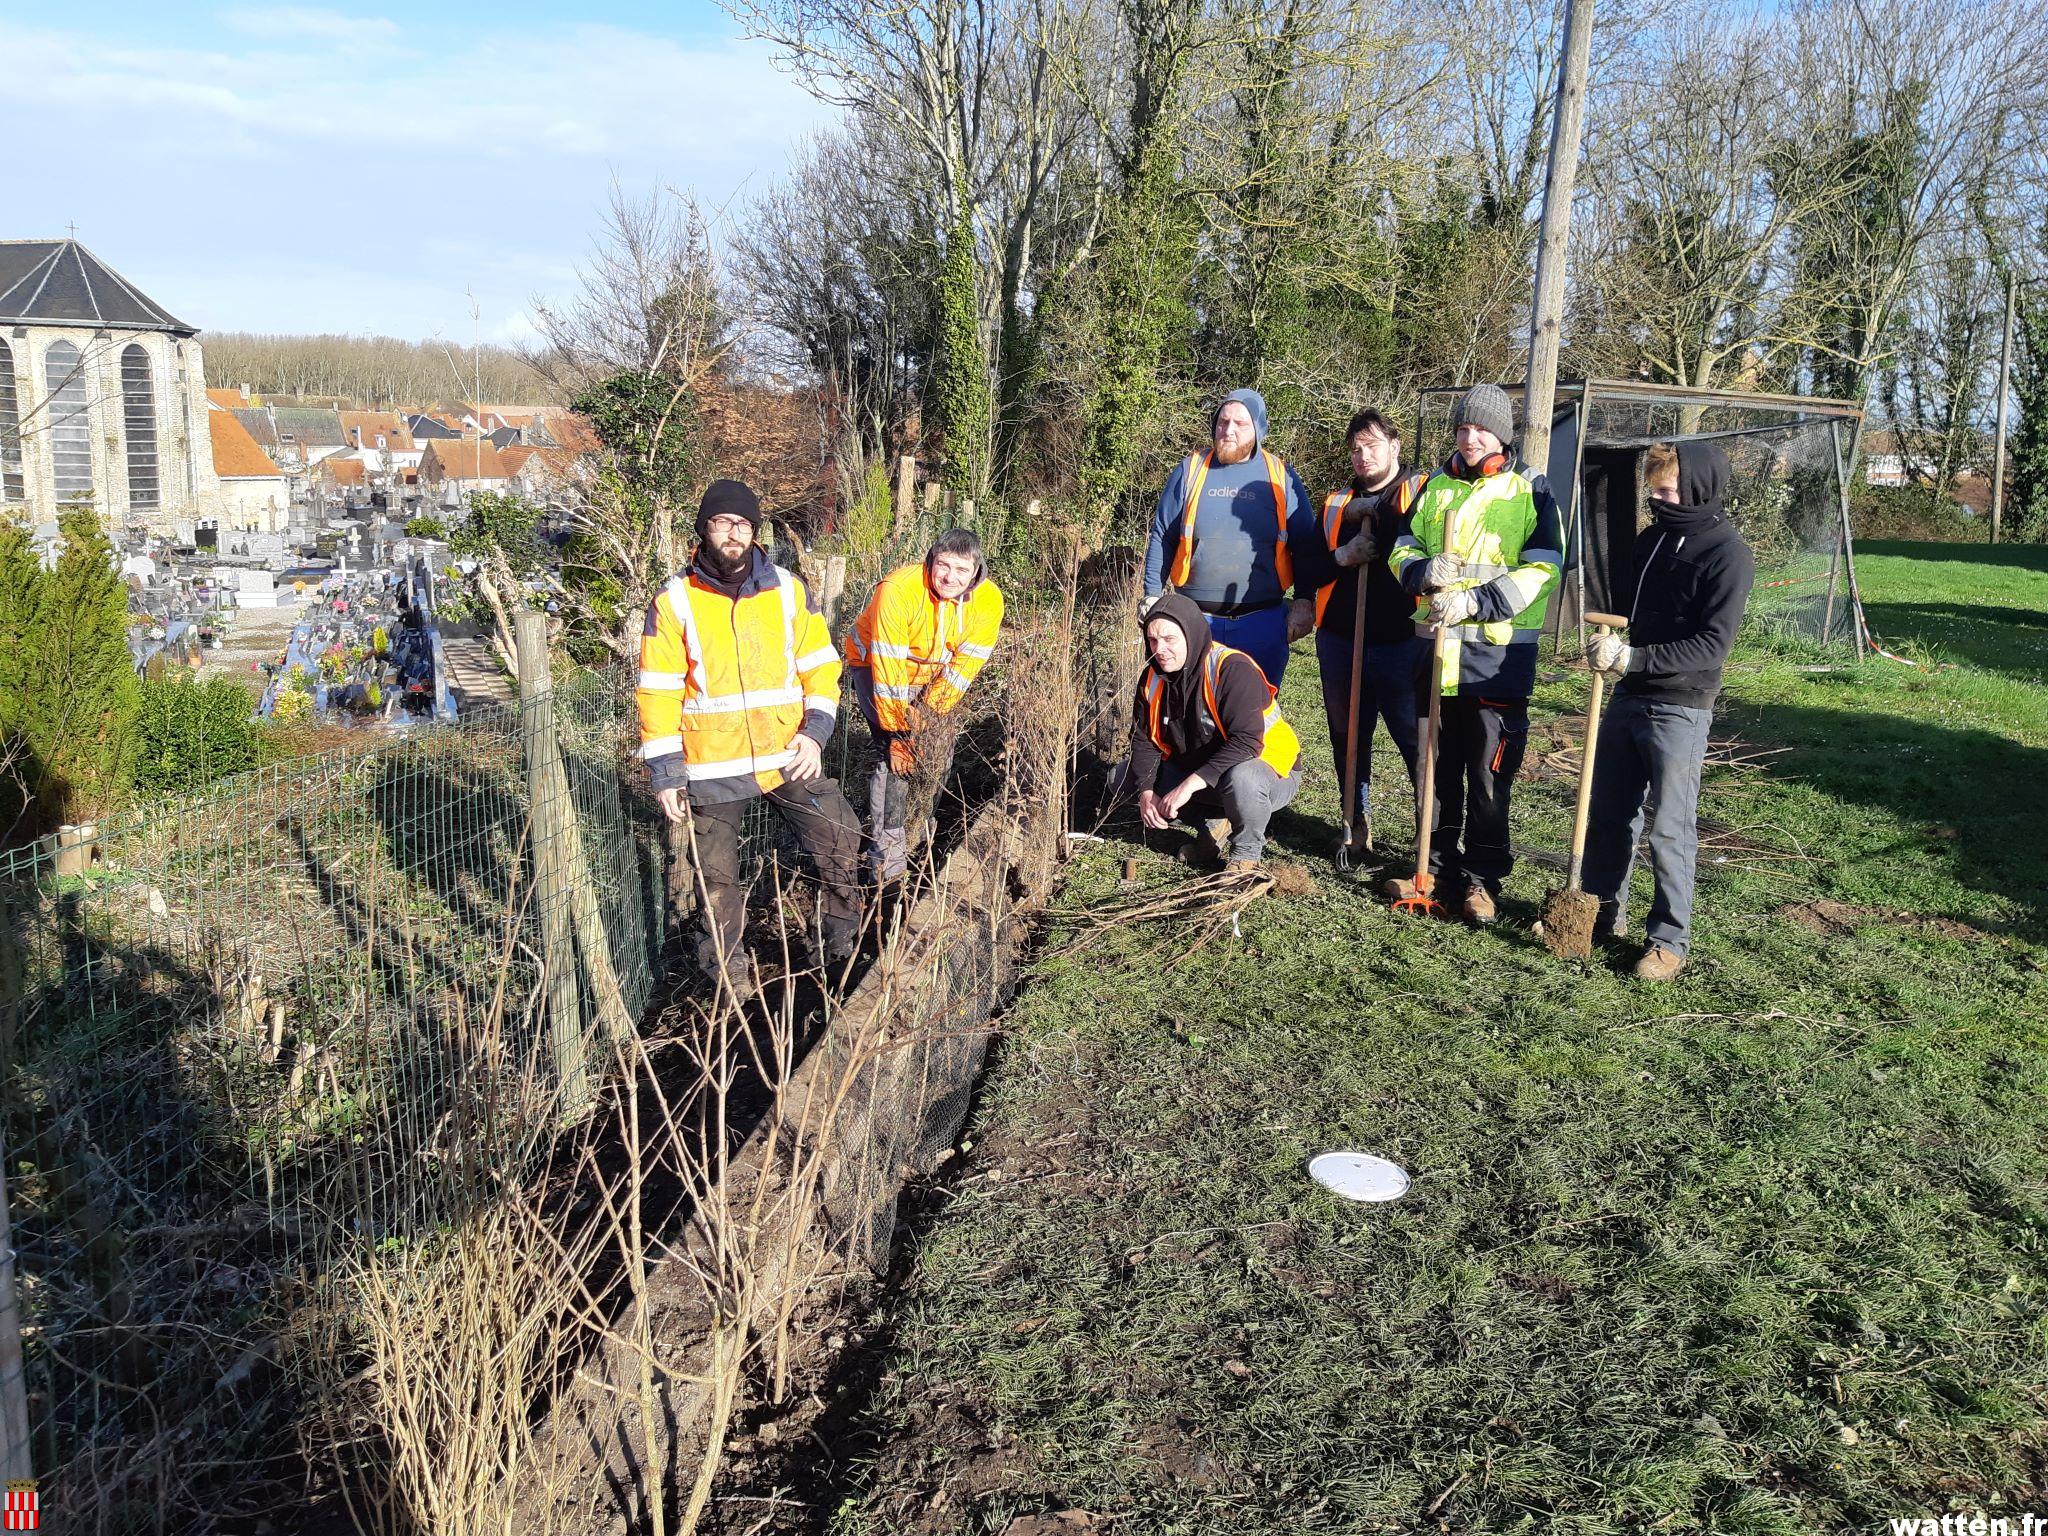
[
  {"xmin": 404, "ymin": 412, "xmax": 462, "ymax": 441},
  {"xmin": 206, "ymin": 404, "xmax": 289, "ymax": 534},
  {"xmin": 418, "ymin": 437, "xmax": 513, "ymax": 505},
  {"xmin": 207, "ymin": 385, "xmax": 254, "ymax": 412},
  {"xmin": 0, "ymin": 237, "xmax": 223, "ymax": 528},
  {"xmin": 267, "ymin": 407, "xmax": 350, "ymax": 470},
  {"xmin": 339, "ymin": 410, "xmax": 415, "ymax": 454}
]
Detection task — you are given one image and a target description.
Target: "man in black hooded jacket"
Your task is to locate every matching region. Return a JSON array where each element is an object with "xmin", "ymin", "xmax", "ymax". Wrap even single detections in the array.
[
  {"xmin": 1128, "ymin": 591, "xmax": 1304, "ymax": 870},
  {"xmin": 1581, "ymin": 440, "xmax": 1755, "ymax": 981}
]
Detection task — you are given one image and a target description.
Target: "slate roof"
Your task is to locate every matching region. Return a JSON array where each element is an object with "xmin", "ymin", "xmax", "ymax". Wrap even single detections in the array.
[
  {"xmin": 234, "ymin": 408, "xmax": 281, "ymax": 449},
  {"xmin": 0, "ymin": 240, "xmax": 196, "ymax": 334},
  {"xmin": 268, "ymin": 408, "xmax": 348, "ymax": 448},
  {"xmin": 404, "ymin": 413, "xmax": 462, "ymax": 440}
]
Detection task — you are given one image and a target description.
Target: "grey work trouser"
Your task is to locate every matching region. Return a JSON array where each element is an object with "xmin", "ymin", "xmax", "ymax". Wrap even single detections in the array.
[
  {"xmin": 1156, "ymin": 756, "xmax": 1303, "ymax": 862},
  {"xmin": 851, "ymin": 665, "xmax": 963, "ymax": 881},
  {"xmin": 1579, "ymin": 692, "xmax": 1714, "ymax": 957}
]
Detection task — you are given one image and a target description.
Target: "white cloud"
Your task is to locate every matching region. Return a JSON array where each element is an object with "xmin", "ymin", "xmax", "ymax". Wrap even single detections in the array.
[
  {"xmin": 0, "ymin": 14, "xmax": 838, "ymax": 339},
  {"xmin": 215, "ymin": 7, "xmax": 401, "ymax": 45}
]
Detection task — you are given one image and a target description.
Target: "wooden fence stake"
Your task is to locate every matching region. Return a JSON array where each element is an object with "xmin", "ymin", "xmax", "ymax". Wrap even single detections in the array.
[
  {"xmin": 517, "ymin": 612, "xmax": 590, "ymax": 1115},
  {"xmin": 894, "ymin": 455, "xmax": 916, "ymax": 534}
]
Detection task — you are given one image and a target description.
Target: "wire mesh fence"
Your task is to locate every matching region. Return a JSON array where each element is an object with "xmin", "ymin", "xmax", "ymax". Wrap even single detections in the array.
[
  {"xmin": 0, "ymin": 669, "xmax": 667, "ymax": 1530},
  {"xmin": 1415, "ymin": 381, "xmax": 1868, "ymax": 657}
]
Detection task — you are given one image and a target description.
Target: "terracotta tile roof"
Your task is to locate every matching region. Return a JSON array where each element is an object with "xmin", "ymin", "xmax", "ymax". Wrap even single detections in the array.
[
  {"xmin": 208, "ymin": 405, "xmax": 284, "ymax": 479},
  {"xmin": 421, "ymin": 438, "xmax": 510, "ymax": 481},
  {"xmin": 207, "ymin": 386, "xmax": 250, "ymax": 411},
  {"xmin": 498, "ymin": 445, "xmax": 536, "ymax": 476},
  {"xmin": 322, "ymin": 457, "xmax": 367, "ymax": 486},
  {"xmin": 535, "ymin": 411, "xmax": 601, "ymax": 452},
  {"xmin": 340, "ymin": 410, "xmax": 415, "ymax": 452}
]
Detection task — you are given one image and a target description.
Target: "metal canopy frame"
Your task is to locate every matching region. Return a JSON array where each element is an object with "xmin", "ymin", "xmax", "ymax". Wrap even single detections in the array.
[{"xmin": 1414, "ymin": 378, "xmax": 1866, "ymax": 659}]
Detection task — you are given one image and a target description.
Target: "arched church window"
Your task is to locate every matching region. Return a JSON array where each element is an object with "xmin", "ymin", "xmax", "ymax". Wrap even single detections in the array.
[
  {"xmin": 44, "ymin": 340, "xmax": 94, "ymax": 503},
  {"xmin": 121, "ymin": 344, "xmax": 160, "ymax": 515},
  {"xmin": 0, "ymin": 339, "xmax": 22, "ymax": 503}
]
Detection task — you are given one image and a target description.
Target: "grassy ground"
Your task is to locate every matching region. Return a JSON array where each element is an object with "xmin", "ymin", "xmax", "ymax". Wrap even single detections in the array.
[{"xmin": 819, "ymin": 541, "xmax": 2048, "ymax": 1536}]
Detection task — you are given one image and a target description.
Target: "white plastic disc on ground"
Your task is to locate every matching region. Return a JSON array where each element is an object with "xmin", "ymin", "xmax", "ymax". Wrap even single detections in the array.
[{"xmin": 1308, "ymin": 1152, "xmax": 1410, "ymax": 1203}]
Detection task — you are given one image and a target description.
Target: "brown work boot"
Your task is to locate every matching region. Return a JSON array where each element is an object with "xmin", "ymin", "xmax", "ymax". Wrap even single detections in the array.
[
  {"xmin": 1178, "ymin": 825, "xmax": 1225, "ymax": 869},
  {"xmin": 1341, "ymin": 819, "xmax": 1375, "ymax": 861},
  {"xmin": 1460, "ymin": 884, "xmax": 1498, "ymax": 926},
  {"xmin": 1224, "ymin": 858, "xmax": 1262, "ymax": 875},
  {"xmin": 1633, "ymin": 944, "xmax": 1687, "ymax": 982},
  {"xmin": 1382, "ymin": 873, "xmax": 1429, "ymax": 901}
]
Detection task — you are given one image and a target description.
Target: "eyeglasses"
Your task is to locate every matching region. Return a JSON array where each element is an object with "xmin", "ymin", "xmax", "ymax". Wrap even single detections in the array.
[{"xmin": 705, "ymin": 515, "xmax": 752, "ymax": 535}]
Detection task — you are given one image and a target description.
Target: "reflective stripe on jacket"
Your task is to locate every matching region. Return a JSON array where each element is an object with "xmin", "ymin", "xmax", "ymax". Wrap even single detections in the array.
[
  {"xmin": 842, "ymin": 562, "xmax": 1006, "ymax": 731},
  {"xmin": 1167, "ymin": 448, "xmax": 1294, "ymax": 593},
  {"xmin": 1141, "ymin": 643, "xmax": 1301, "ymax": 778},
  {"xmin": 1313, "ymin": 472, "xmax": 1427, "ymax": 627},
  {"xmin": 636, "ymin": 563, "xmax": 840, "ymax": 793},
  {"xmin": 1388, "ymin": 459, "xmax": 1562, "ymax": 698}
]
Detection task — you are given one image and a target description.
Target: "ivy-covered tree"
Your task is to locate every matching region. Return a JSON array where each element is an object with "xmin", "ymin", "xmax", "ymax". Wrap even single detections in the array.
[{"xmin": 928, "ymin": 207, "xmax": 993, "ymax": 502}]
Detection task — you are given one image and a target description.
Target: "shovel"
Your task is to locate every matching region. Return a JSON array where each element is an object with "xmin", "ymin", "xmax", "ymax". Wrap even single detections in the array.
[
  {"xmin": 1391, "ymin": 622, "xmax": 1447, "ymax": 917},
  {"xmin": 1334, "ymin": 551, "xmax": 1372, "ymax": 871},
  {"xmin": 1537, "ymin": 612, "xmax": 1628, "ymax": 959}
]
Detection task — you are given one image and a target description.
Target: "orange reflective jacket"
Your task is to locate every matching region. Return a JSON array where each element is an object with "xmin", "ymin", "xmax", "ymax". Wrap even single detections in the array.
[
  {"xmin": 1166, "ymin": 449, "xmax": 1294, "ymax": 592},
  {"xmin": 637, "ymin": 563, "xmax": 840, "ymax": 794},
  {"xmin": 1140, "ymin": 643, "xmax": 1300, "ymax": 778},
  {"xmin": 842, "ymin": 562, "xmax": 1005, "ymax": 732},
  {"xmin": 1313, "ymin": 472, "xmax": 1427, "ymax": 626}
]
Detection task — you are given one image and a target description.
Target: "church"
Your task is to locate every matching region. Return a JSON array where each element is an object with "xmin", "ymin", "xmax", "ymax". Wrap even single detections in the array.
[{"xmin": 0, "ymin": 239, "xmax": 238, "ymax": 534}]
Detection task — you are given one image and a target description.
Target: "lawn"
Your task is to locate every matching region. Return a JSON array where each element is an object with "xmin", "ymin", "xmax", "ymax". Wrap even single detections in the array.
[{"xmin": 818, "ymin": 540, "xmax": 2048, "ymax": 1536}]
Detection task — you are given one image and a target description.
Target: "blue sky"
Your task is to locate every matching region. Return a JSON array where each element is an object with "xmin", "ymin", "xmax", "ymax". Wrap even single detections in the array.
[{"xmin": 2, "ymin": 3, "xmax": 837, "ymax": 346}]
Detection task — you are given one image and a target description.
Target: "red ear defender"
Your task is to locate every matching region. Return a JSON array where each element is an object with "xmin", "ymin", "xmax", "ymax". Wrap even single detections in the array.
[{"xmin": 1479, "ymin": 450, "xmax": 1509, "ymax": 477}]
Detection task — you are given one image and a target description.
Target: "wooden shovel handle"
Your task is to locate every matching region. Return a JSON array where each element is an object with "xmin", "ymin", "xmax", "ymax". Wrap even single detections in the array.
[
  {"xmin": 1412, "ymin": 623, "xmax": 1447, "ymax": 889},
  {"xmin": 1565, "ymin": 618, "xmax": 1621, "ymax": 889}
]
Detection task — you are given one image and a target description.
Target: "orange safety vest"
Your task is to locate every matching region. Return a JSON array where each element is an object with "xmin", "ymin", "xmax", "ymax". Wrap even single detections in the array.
[
  {"xmin": 636, "ymin": 564, "xmax": 841, "ymax": 792},
  {"xmin": 1313, "ymin": 472, "xmax": 1428, "ymax": 626},
  {"xmin": 1166, "ymin": 448, "xmax": 1294, "ymax": 593},
  {"xmin": 1140, "ymin": 643, "xmax": 1301, "ymax": 778},
  {"xmin": 842, "ymin": 562, "xmax": 1006, "ymax": 732}
]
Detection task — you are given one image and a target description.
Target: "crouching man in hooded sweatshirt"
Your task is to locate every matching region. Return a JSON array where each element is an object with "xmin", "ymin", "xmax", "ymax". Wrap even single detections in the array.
[
  {"xmin": 1129, "ymin": 592, "xmax": 1303, "ymax": 871},
  {"xmin": 1581, "ymin": 440, "xmax": 1754, "ymax": 982}
]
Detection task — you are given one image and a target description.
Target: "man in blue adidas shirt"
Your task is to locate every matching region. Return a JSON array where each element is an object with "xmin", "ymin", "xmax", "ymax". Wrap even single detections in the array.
[{"xmin": 1141, "ymin": 388, "xmax": 1317, "ymax": 685}]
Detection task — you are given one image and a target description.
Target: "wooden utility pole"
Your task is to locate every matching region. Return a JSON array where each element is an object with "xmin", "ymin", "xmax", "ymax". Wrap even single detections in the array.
[
  {"xmin": 1520, "ymin": 0, "xmax": 1597, "ymax": 477},
  {"xmin": 1990, "ymin": 270, "xmax": 2016, "ymax": 545}
]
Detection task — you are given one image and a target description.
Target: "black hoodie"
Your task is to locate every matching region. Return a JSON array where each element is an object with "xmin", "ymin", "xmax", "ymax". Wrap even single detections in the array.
[
  {"xmin": 1618, "ymin": 441, "xmax": 1756, "ymax": 709},
  {"xmin": 1128, "ymin": 591, "xmax": 1276, "ymax": 790}
]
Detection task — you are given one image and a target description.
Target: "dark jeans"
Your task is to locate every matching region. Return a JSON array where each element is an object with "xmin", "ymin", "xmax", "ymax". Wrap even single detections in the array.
[
  {"xmin": 1580, "ymin": 692, "xmax": 1714, "ymax": 957},
  {"xmin": 1156, "ymin": 756, "xmax": 1302, "ymax": 861},
  {"xmin": 687, "ymin": 776, "xmax": 864, "ymax": 968},
  {"xmin": 1426, "ymin": 694, "xmax": 1529, "ymax": 895},
  {"xmin": 1206, "ymin": 603, "xmax": 1291, "ymax": 687},
  {"xmin": 1316, "ymin": 629, "xmax": 1423, "ymax": 820}
]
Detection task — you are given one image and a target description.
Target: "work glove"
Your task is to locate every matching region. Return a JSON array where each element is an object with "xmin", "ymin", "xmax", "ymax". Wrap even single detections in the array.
[
  {"xmin": 1286, "ymin": 597, "xmax": 1316, "ymax": 643},
  {"xmin": 1427, "ymin": 589, "xmax": 1478, "ymax": 628},
  {"xmin": 1334, "ymin": 527, "xmax": 1378, "ymax": 568},
  {"xmin": 1421, "ymin": 553, "xmax": 1463, "ymax": 591},
  {"xmin": 888, "ymin": 737, "xmax": 918, "ymax": 776},
  {"xmin": 1589, "ymin": 634, "xmax": 1634, "ymax": 678}
]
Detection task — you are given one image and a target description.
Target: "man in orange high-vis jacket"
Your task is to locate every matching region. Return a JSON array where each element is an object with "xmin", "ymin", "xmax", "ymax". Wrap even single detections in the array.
[
  {"xmin": 843, "ymin": 528, "xmax": 1006, "ymax": 882},
  {"xmin": 1128, "ymin": 591, "xmax": 1302, "ymax": 872},
  {"xmin": 638, "ymin": 479, "xmax": 864, "ymax": 993}
]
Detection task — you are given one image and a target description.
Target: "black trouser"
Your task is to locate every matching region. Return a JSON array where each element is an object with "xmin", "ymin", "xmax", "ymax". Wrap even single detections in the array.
[
  {"xmin": 1427, "ymin": 694, "xmax": 1529, "ymax": 896},
  {"xmin": 687, "ymin": 777, "xmax": 864, "ymax": 966}
]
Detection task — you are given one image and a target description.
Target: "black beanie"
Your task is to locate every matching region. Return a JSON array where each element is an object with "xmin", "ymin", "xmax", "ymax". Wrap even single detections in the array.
[{"xmin": 697, "ymin": 479, "xmax": 761, "ymax": 539}]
